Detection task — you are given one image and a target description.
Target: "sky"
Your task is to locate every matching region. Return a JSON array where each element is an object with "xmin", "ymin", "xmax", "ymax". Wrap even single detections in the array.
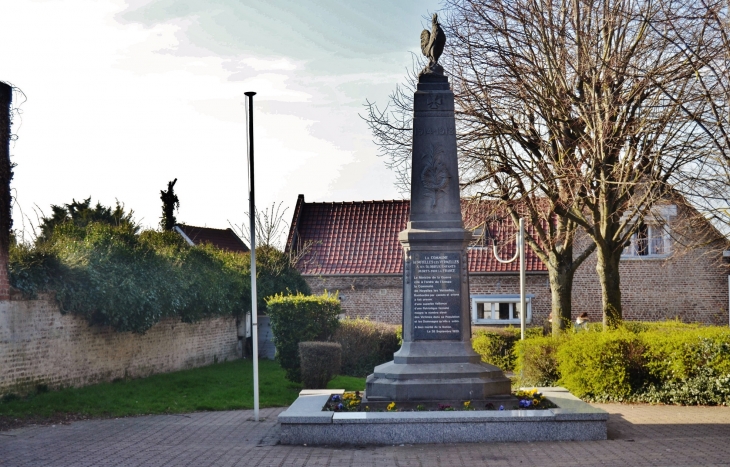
[{"xmin": 1, "ymin": 0, "xmax": 441, "ymax": 242}]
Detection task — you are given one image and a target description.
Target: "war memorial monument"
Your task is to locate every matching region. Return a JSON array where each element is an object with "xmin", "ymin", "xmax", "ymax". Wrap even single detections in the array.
[
  {"xmin": 364, "ymin": 14, "xmax": 511, "ymax": 402},
  {"xmin": 278, "ymin": 15, "xmax": 608, "ymax": 445}
]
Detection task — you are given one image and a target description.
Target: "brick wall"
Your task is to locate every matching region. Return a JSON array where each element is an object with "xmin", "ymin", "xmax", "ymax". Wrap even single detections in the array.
[
  {"xmin": 0, "ymin": 295, "xmax": 239, "ymax": 396},
  {"xmin": 304, "ymin": 273, "xmax": 553, "ymax": 326},
  {"xmin": 572, "ymin": 240, "xmax": 729, "ymax": 325},
  {"xmin": 305, "ymin": 275, "xmax": 403, "ymax": 324},
  {"xmin": 305, "ymin": 239, "xmax": 729, "ymax": 326}
]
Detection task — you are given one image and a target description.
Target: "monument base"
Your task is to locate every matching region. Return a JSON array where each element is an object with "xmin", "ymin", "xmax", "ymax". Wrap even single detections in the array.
[
  {"xmin": 366, "ymin": 339, "xmax": 512, "ymax": 401},
  {"xmin": 365, "ymin": 360, "xmax": 511, "ymax": 401}
]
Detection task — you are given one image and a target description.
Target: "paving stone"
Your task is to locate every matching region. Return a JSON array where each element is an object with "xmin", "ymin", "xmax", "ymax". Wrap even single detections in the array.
[{"xmin": 1, "ymin": 404, "xmax": 729, "ymax": 466}]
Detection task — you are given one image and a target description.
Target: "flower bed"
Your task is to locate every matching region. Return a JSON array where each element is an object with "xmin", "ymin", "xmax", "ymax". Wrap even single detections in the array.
[{"xmin": 322, "ymin": 388, "xmax": 555, "ymax": 412}]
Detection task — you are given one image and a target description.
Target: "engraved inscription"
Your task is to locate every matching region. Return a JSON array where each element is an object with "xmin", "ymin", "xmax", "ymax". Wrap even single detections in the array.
[
  {"xmin": 415, "ymin": 127, "xmax": 456, "ymax": 136},
  {"xmin": 421, "ymin": 143, "xmax": 450, "ymax": 207},
  {"xmin": 404, "ymin": 249, "xmax": 411, "ymax": 285},
  {"xmin": 412, "ymin": 252, "xmax": 461, "ymax": 340}
]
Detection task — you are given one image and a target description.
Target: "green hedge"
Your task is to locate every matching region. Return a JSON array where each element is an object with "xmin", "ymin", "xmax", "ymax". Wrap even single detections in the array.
[
  {"xmin": 514, "ymin": 335, "xmax": 562, "ymax": 386},
  {"xmin": 299, "ymin": 341, "xmax": 342, "ymax": 389},
  {"xmin": 265, "ymin": 292, "xmax": 341, "ymax": 382},
  {"xmin": 9, "ymin": 222, "xmax": 309, "ymax": 333},
  {"xmin": 333, "ymin": 318, "xmax": 400, "ymax": 377},
  {"xmin": 557, "ymin": 328, "xmax": 646, "ymax": 400},
  {"xmin": 472, "ymin": 326, "xmax": 543, "ymax": 371},
  {"xmin": 511, "ymin": 322, "xmax": 730, "ymax": 405}
]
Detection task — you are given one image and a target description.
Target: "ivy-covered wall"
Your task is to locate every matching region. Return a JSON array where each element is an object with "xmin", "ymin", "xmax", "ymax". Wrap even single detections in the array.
[{"xmin": 0, "ymin": 295, "xmax": 238, "ymax": 396}]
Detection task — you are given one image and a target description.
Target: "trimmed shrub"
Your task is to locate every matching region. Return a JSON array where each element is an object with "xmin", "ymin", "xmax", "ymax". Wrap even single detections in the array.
[
  {"xmin": 642, "ymin": 328, "xmax": 730, "ymax": 383},
  {"xmin": 514, "ymin": 335, "xmax": 562, "ymax": 386},
  {"xmin": 636, "ymin": 366, "xmax": 730, "ymax": 405},
  {"xmin": 472, "ymin": 326, "xmax": 544, "ymax": 371},
  {"xmin": 299, "ymin": 341, "xmax": 342, "ymax": 389},
  {"xmin": 266, "ymin": 292, "xmax": 341, "ymax": 382},
  {"xmin": 333, "ymin": 318, "xmax": 400, "ymax": 377},
  {"xmin": 557, "ymin": 328, "xmax": 646, "ymax": 401},
  {"xmin": 510, "ymin": 322, "xmax": 730, "ymax": 404}
]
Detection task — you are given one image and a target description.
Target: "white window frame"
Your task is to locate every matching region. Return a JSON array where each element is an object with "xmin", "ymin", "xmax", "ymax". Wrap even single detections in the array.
[
  {"xmin": 621, "ymin": 205, "xmax": 675, "ymax": 260},
  {"xmin": 622, "ymin": 223, "xmax": 670, "ymax": 258},
  {"xmin": 471, "ymin": 294, "xmax": 533, "ymax": 325}
]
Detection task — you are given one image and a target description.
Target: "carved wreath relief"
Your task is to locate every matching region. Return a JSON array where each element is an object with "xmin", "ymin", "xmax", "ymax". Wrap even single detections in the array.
[{"xmin": 421, "ymin": 143, "xmax": 451, "ymax": 207}]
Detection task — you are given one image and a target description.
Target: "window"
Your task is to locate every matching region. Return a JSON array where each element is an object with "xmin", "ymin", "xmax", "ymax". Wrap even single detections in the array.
[
  {"xmin": 471, "ymin": 294, "xmax": 533, "ymax": 325},
  {"xmin": 623, "ymin": 222, "xmax": 670, "ymax": 258},
  {"xmin": 621, "ymin": 205, "xmax": 675, "ymax": 259}
]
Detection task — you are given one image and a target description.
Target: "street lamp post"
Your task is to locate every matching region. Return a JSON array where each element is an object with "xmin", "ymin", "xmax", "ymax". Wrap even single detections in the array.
[{"xmin": 492, "ymin": 218, "xmax": 527, "ymax": 340}]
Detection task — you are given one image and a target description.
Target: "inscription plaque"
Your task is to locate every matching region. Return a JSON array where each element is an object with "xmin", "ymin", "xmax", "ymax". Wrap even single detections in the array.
[{"xmin": 411, "ymin": 251, "xmax": 461, "ymax": 340}]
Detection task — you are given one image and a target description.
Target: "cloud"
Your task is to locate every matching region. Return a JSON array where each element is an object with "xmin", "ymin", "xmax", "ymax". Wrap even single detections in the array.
[{"xmin": 3, "ymin": 0, "xmax": 440, "ymax": 242}]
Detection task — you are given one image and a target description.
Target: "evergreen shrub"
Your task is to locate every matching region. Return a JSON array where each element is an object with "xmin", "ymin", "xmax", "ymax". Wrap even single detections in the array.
[
  {"xmin": 333, "ymin": 318, "xmax": 400, "ymax": 377},
  {"xmin": 265, "ymin": 292, "xmax": 341, "ymax": 382},
  {"xmin": 511, "ymin": 322, "xmax": 730, "ymax": 405},
  {"xmin": 557, "ymin": 328, "xmax": 646, "ymax": 401},
  {"xmin": 514, "ymin": 335, "xmax": 562, "ymax": 386},
  {"xmin": 472, "ymin": 327, "xmax": 543, "ymax": 371},
  {"xmin": 298, "ymin": 341, "xmax": 342, "ymax": 389},
  {"xmin": 9, "ymin": 223, "xmax": 309, "ymax": 333}
]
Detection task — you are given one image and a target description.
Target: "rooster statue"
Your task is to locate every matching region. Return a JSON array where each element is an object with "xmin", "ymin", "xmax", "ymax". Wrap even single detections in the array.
[{"xmin": 420, "ymin": 13, "xmax": 446, "ymax": 75}]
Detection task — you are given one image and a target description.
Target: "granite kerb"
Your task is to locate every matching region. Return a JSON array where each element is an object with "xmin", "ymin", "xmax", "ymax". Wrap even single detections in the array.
[{"xmin": 278, "ymin": 387, "xmax": 608, "ymax": 444}]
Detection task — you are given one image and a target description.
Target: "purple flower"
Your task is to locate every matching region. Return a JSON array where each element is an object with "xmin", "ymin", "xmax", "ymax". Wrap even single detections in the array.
[
  {"xmin": 519, "ymin": 399, "xmax": 532, "ymax": 408},
  {"xmin": 337, "ymin": 403, "xmax": 344, "ymax": 410},
  {"xmin": 332, "ymin": 395, "xmax": 341, "ymax": 402},
  {"xmin": 499, "ymin": 405, "xmax": 504, "ymax": 411}
]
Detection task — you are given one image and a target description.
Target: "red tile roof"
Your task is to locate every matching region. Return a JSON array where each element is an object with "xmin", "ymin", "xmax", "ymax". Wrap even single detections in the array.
[
  {"xmin": 286, "ymin": 195, "xmax": 547, "ymax": 275},
  {"xmin": 175, "ymin": 225, "xmax": 250, "ymax": 254}
]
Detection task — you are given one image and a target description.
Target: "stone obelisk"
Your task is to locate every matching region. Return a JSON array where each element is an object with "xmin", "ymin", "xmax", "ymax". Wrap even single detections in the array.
[{"xmin": 365, "ymin": 15, "xmax": 511, "ymax": 402}]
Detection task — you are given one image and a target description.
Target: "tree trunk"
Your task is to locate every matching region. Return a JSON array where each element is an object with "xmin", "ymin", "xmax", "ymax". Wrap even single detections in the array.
[
  {"xmin": 0, "ymin": 83, "xmax": 12, "ymax": 301},
  {"xmin": 548, "ymin": 251, "xmax": 575, "ymax": 336},
  {"xmin": 596, "ymin": 244, "xmax": 622, "ymax": 328}
]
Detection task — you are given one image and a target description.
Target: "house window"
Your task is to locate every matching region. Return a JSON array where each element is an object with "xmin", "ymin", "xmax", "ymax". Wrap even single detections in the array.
[
  {"xmin": 471, "ymin": 294, "xmax": 533, "ymax": 325},
  {"xmin": 623, "ymin": 222, "xmax": 670, "ymax": 258}
]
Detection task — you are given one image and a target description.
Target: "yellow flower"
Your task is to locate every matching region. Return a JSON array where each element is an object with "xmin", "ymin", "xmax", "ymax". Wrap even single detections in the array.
[
  {"xmin": 532, "ymin": 398, "xmax": 540, "ymax": 406},
  {"xmin": 387, "ymin": 402, "xmax": 396, "ymax": 411},
  {"xmin": 463, "ymin": 401, "xmax": 471, "ymax": 408}
]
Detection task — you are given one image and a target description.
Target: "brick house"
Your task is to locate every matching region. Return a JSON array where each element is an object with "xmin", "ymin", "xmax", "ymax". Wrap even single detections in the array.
[{"xmin": 286, "ymin": 194, "xmax": 730, "ymax": 326}]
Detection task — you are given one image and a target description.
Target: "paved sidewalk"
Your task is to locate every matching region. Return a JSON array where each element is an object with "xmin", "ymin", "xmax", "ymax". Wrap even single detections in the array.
[{"xmin": 1, "ymin": 404, "xmax": 730, "ymax": 467}]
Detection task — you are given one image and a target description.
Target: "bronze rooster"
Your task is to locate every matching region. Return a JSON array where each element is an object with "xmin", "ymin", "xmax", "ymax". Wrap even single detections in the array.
[{"xmin": 420, "ymin": 13, "xmax": 446, "ymax": 72}]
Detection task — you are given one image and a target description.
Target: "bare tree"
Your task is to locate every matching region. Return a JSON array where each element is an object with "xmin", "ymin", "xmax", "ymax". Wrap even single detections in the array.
[
  {"xmin": 365, "ymin": 0, "xmax": 722, "ymax": 329},
  {"xmin": 363, "ymin": 14, "xmax": 595, "ymax": 334},
  {"xmin": 362, "ymin": 56, "xmax": 423, "ymax": 196},
  {"xmin": 229, "ymin": 201, "xmax": 290, "ymax": 251},
  {"xmin": 444, "ymin": 0, "xmax": 723, "ymax": 327},
  {"xmin": 654, "ymin": 0, "xmax": 730, "ymax": 237}
]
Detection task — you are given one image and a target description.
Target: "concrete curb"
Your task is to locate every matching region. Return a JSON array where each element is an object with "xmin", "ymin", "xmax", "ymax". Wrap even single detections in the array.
[{"xmin": 278, "ymin": 387, "xmax": 608, "ymax": 445}]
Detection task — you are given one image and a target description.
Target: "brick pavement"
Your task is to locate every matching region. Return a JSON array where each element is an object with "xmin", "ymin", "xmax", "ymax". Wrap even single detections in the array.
[{"xmin": 1, "ymin": 404, "xmax": 729, "ymax": 467}]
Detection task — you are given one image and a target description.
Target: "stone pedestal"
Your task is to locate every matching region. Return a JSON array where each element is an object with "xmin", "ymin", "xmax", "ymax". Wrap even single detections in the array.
[{"xmin": 365, "ymin": 73, "xmax": 511, "ymax": 402}]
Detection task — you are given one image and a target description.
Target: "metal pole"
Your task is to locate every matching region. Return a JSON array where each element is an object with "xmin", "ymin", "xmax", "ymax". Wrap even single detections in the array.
[
  {"xmin": 244, "ymin": 91, "xmax": 259, "ymax": 422},
  {"xmin": 519, "ymin": 218, "xmax": 526, "ymax": 340}
]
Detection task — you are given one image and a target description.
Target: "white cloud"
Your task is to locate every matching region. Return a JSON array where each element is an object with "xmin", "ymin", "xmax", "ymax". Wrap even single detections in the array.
[{"xmin": 3, "ymin": 0, "xmax": 406, "ymax": 240}]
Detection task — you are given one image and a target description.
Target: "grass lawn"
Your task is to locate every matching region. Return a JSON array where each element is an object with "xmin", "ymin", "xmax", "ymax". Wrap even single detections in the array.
[{"xmin": 0, "ymin": 359, "xmax": 366, "ymax": 422}]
